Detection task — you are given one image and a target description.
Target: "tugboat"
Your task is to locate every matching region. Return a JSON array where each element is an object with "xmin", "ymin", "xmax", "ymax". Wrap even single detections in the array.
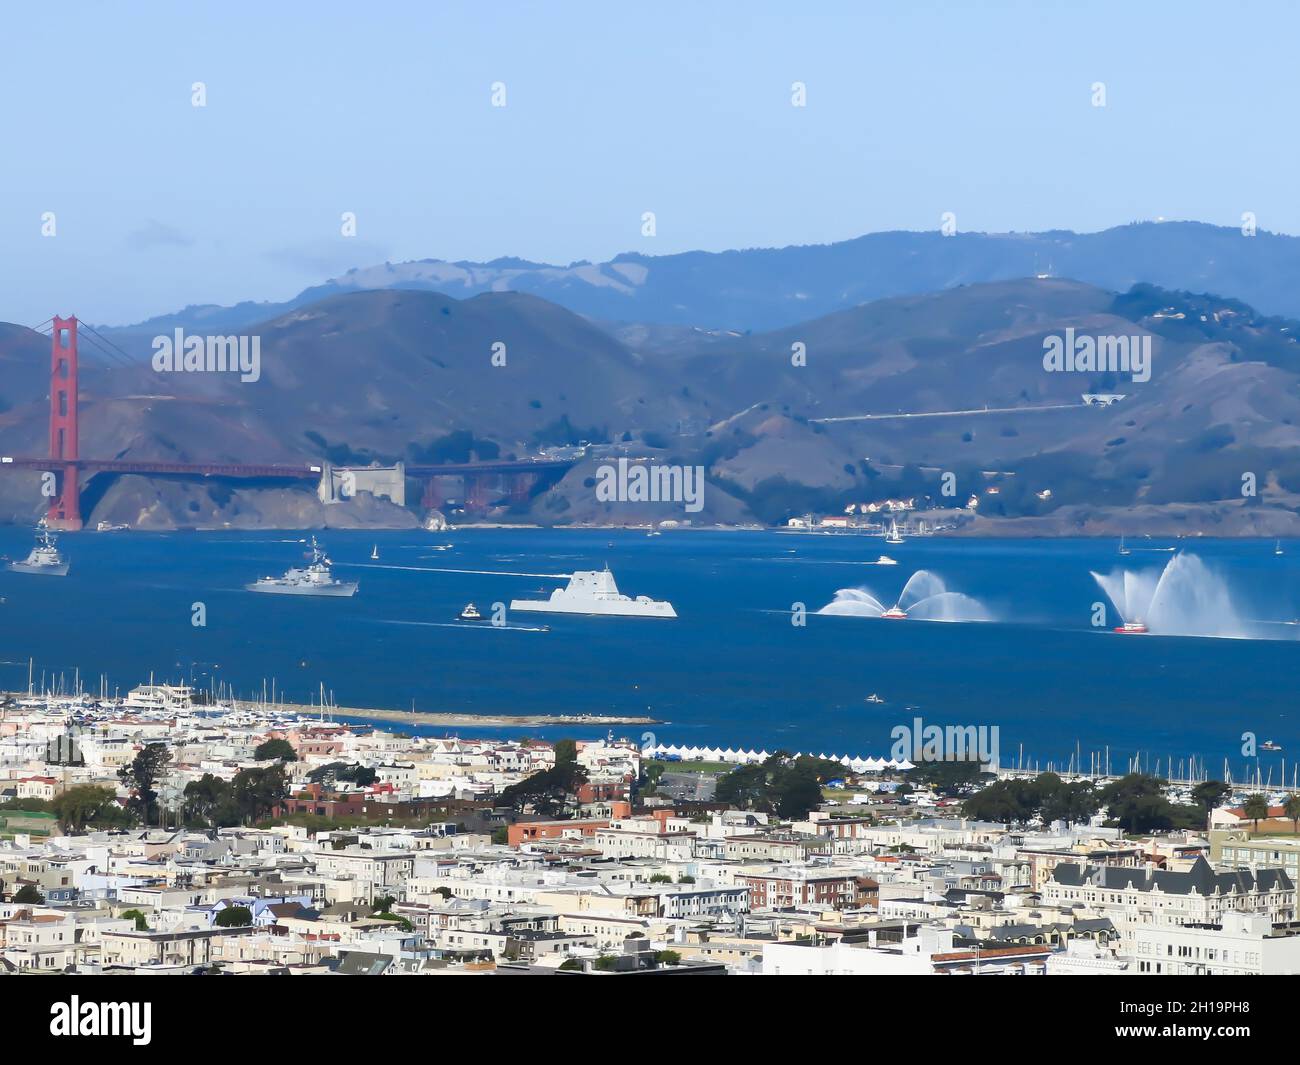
[
  {"xmin": 880, "ymin": 606, "xmax": 908, "ymax": 620},
  {"xmin": 8, "ymin": 520, "xmax": 70, "ymax": 576},
  {"xmin": 246, "ymin": 537, "xmax": 358, "ymax": 597},
  {"xmin": 1262, "ymin": 740, "xmax": 1283, "ymax": 752},
  {"xmin": 458, "ymin": 602, "xmax": 485, "ymax": 622},
  {"xmin": 1114, "ymin": 619, "xmax": 1148, "ymax": 634}
]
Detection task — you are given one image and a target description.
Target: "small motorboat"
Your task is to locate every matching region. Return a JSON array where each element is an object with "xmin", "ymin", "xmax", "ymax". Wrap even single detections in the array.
[
  {"xmin": 865, "ymin": 693, "xmax": 885, "ymax": 704},
  {"xmin": 458, "ymin": 603, "xmax": 485, "ymax": 622},
  {"xmin": 1262, "ymin": 740, "xmax": 1283, "ymax": 752},
  {"xmin": 1114, "ymin": 620, "xmax": 1148, "ymax": 634},
  {"xmin": 873, "ymin": 555, "xmax": 898, "ymax": 566}
]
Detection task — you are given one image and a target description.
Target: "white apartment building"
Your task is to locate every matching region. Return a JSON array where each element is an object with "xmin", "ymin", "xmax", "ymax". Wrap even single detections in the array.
[
  {"xmin": 1130, "ymin": 912, "xmax": 1300, "ymax": 975},
  {"xmin": 1043, "ymin": 856, "xmax": 1295, "ymax": 947}
]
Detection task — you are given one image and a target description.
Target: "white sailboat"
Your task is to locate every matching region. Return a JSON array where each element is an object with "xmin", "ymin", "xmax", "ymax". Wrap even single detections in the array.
[{"xmin": 884, "ymin": 519, "xmax": 904, "ymax": 545}]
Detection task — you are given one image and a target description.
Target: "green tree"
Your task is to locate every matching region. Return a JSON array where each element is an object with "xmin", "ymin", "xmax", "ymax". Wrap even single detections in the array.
[
  {"xmin": 908, "ymin": 759, "xmax": 991, "ymax": 797},
  {"xmin": 121, "ymin": 908, "xmax": 150, "ymax": 931},
  {"xmin": 1192, "ymin": 780, "xmax": 1231, "ymax": 822},
  {"xmin": 558, "ymin": 957, "xmax": 583, "ymax": 971},
  {"xmin": 654, "ymin": 950, "xmax": 681, "ymax": 966},
  {"xmin": 214, "ymin": 905, "xmax": 253, "ymax": 927},
  {"xmin": 500, "ymin": 761, "xmax": 588, "ymax": 816},
  {"xmin": 52, "ymin": 784, "xmax": 133, "ymax": 833},
  {"xmin": 1096, "ymin": 773, "xmax": 1203, "ymax": 834},
  {"xmin": 641, "ymin": 762, "xmax": 665, "ymax": 793},
  {"xmin": 118, "ymin": 743, "xmax": 173, "ymax": 826},
  {"xmin": 1243, "ymin": 793, "xmax": 1270, "ymax": 834},
  {"xmin": 232, "ymin": 764, "xmax": 289, "ymax": 824},
  {"xmin": 182, "ymin": 773, "xmax": 237, "ymax": 829},
  {"xmin": 553, "ymin": 739, "xmax": 578, "ymax": 765},
  {"xmin": 714, "ymin": 753, "xmax": 842, "ymax": 821},
  {"xmin": 593, "ymin": 954, "xmax": 619, "ymax": 971},
  {"xmin": 1284, "ymin": 794, "xmax": 1300, "ymax": 835},
  {"xmin": 307, "ymin": 762, "xmax": 376, "ymax": 787},
  {"xmin": 714, "ymin": 763, "xmax": 769, "ymax": 811},
  {"xmin": 773, "ymin": 768, "xmax": 823, "ymax": 820},
  {"xmin": 13, "ymin": 884, "xmax": 44, "ymax": 904},
  {"xmin": 253, "ymin": 738, "xmax": 297, "ymax": 762},
  {"xmin": 1039, "ymin": 780, "xmax": 1101, "ymax": 826},
  {"xmin": 962, "ymin": 778, "xmax": 1043, "ymax": 824}
]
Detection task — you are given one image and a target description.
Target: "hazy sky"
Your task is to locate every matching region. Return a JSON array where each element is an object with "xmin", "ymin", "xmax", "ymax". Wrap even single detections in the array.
[{"xmin": 4, "ymin": 0, "xmax": 1298, "ymax": 325}]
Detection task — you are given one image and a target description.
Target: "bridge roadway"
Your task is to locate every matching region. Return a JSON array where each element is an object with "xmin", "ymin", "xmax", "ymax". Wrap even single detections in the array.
[{"xmin": 0, "ymin": 456, "xmax": 576, "ymax": 479}]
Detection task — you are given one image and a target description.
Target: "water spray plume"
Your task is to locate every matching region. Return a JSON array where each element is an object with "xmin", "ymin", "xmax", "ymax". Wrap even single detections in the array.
[{"xmin": 818, "ymin": 569, "xmax": 991, "ymax": 622}]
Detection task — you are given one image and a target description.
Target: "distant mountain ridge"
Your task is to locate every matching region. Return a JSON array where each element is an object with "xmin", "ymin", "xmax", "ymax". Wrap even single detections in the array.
[{"xmin": 104, "ymin": 221, "xmax": 1300, "ymax": 338}]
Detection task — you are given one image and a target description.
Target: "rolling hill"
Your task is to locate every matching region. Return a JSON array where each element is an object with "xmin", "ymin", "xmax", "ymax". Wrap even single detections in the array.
[{"xmin": 3, "ymin": 278, "xmax": 1300, "ymax": 533}]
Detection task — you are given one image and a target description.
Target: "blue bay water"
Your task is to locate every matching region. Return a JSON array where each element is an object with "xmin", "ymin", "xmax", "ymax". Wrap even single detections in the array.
[{"xmin": 1, "ymin": 527, "xmax": 1297, "ymax": 779}]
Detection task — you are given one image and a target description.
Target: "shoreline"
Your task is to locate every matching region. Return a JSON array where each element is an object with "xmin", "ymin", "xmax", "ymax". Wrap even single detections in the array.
[
  {"xmin": 228, "ymin": 700, "xmax": 660, "ymax": 729},
  {"xmin": 2, "ymin": 690, "xmax": 661, "ymax": 730},
  {"xmin": 4, "ymin": 520, "xmax": 1297, "ymax": 539}
]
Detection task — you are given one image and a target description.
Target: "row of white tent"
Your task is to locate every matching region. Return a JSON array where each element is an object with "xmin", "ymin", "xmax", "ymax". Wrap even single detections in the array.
[{"xmin": 647, "ymin": 743, "xmax": 915, "ymax": 773}]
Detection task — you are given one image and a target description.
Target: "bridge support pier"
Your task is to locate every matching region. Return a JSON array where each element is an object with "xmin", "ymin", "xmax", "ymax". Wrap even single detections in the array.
[
  {"xmin": 508, "ymin": 472, "xmax": 536, "ymax": 507},
  {"xmin": 421, "ymin": 476, "xmax": 444, "ymax": 512},
  {"xmin": 464, "ymin": 473, "xmax": 491, "ymax": 513}
]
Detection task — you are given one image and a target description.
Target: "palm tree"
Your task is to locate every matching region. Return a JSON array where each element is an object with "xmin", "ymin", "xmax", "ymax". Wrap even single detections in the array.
[
  {"xmin": 1242, "ymin": 793, "xmax": 1270, "ymax": 834},
  {"xmin": 1283, "ymin": 793, "xmax": 1300, "ymax": 835}
]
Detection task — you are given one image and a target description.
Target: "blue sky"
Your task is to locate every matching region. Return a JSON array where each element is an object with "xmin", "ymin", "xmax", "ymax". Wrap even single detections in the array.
[{"xmin": 3, "ymin": 0, "xmax": 1298, "ymax": 325}]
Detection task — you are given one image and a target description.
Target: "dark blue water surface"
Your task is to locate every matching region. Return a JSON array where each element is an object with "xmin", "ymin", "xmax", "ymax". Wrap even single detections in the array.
[{"xmin": 1, "ymin": 528, "xmax": 1297, "ymax": 777}]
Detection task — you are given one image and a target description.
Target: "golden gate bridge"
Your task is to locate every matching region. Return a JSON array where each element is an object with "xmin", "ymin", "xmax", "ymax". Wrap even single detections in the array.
[{"xmin": 1, "ymin": 316, "xmax": 576, "ymax": 529}]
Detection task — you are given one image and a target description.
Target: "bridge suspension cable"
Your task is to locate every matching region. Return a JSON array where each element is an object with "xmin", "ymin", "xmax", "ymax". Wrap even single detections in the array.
[{"xmin": 31, "ymin": 317, "xmax": 137, "ymax": 369}]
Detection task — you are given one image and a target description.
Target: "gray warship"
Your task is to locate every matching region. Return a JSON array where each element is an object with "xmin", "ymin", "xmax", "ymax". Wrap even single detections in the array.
[
  {"xmin": 8, "ymin": 520, "xmax": 70, "ymax": 576},
  {"xmin": 246, "ymin": 537, "xmax": 358, "ymax": 597}
]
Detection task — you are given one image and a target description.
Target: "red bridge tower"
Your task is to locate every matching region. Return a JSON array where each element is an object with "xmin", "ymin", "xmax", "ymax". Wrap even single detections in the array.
[{"xmin": 47, "ymin": 315, "xmax": 82, "ymax": 530}]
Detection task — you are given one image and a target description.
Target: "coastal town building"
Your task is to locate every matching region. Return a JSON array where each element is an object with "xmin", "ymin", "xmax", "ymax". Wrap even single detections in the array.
[{"xmin": 2, "ymin": 695, "xmax": 1299, "ymax": 976}]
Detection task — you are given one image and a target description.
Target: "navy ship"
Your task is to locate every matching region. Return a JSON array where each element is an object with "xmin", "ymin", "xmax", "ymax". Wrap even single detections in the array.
[
  {"xmin": 246, "ymin": 537, "xmax": 358, "ymax": 597},
  {"xmin": 511, "ymin": 567, "xmax": 675, "ymax": 619},
  {"xmin": 8, "ymin": 520, "xmax": 70, "ymax": 576}
]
